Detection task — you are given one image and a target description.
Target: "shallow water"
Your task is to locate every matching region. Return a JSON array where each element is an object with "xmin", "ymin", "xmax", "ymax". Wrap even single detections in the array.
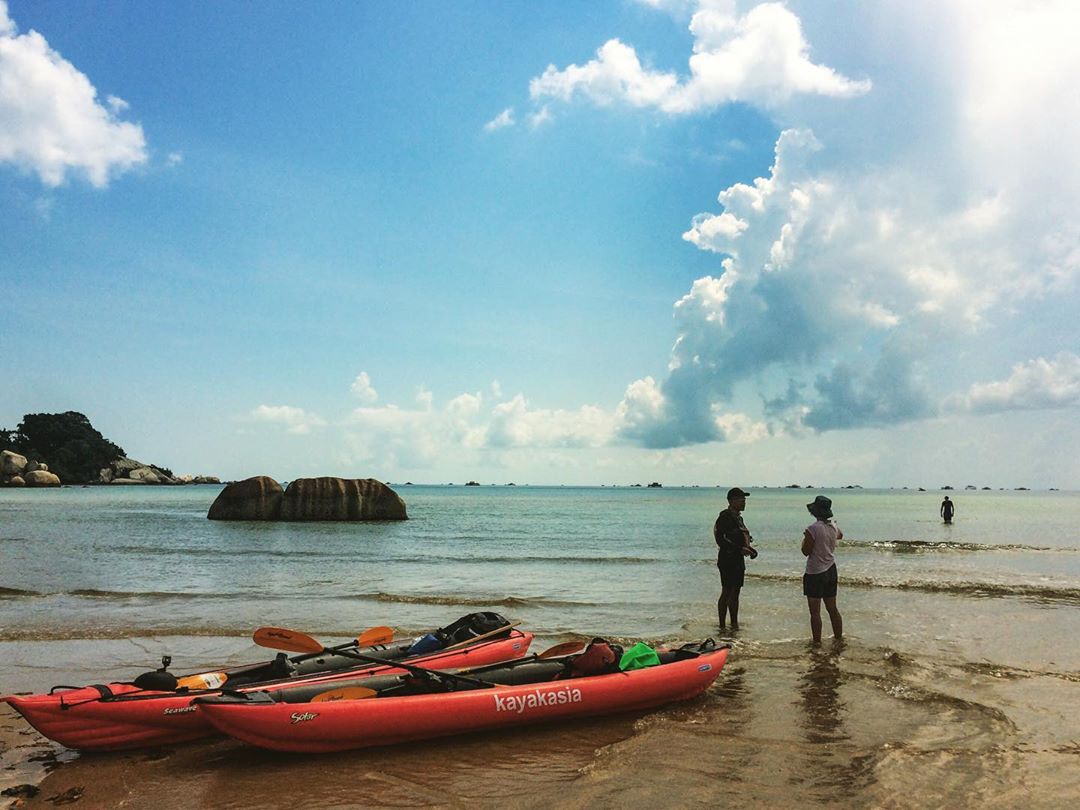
[{"xmin": 1, "ymin": 485, "xmax": 1078, "ymax": 807}]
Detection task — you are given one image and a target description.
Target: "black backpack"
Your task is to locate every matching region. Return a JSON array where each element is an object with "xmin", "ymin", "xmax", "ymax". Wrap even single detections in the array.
[{"xmin": 436, "ymin": 611, "xmax": 511, "ymax": 645}]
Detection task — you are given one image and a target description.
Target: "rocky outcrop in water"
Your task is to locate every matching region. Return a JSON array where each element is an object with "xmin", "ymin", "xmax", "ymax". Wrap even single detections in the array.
[
  {"xmin": 99, "ymin": 457, "xmax": 175, "ymax": 485},
  {"xmin": 207, "ymin": 476, "xmax": 284, "ymax": 519},
  {"xmin": 207, "ymin": 476, "xmax": 407, "ymax": 521},
  {"xmin": 1, "ymin": 450, "xmax": 59, "ymax": 486},
  {"xmin": 96, "ymin": 457, "xmax": 219, "ymax": 485}
]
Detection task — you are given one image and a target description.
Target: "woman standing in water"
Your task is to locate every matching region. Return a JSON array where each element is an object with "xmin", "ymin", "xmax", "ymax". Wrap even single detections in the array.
[{"xmin": 801, "ymin": 495, "xmax": 843, "ymax": 643}]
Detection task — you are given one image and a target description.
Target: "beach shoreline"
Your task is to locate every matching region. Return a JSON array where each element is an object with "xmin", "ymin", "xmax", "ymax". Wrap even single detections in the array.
[
  {"xmin": 3, "ymin": 635, "xmax": 1079, "ymax": 809},
  {"xmin": 0, "ymin": 702, "xmax": 58, "ymax": 804}
]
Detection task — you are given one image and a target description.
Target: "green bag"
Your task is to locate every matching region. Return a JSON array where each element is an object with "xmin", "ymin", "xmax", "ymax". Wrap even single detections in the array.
[{"xmin": 619, "ymin": 641, "xmax": 661, "ymax": 671}]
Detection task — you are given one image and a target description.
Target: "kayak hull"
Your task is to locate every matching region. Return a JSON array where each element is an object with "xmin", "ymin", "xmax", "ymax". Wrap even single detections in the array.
[
  {"xmin": 2, "ymin": 630, "xmax": 532, "ymax": 752},
  {"xmin": 197, "ymin": 646, "xmax": 729, "ymax": 753}
]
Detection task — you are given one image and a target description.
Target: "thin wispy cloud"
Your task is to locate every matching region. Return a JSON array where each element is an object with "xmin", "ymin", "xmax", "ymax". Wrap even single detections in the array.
[
  {"xmin": 528, "ymin": 105, "xmax": 552, "ymax": 128},
  {"xmin": 248, "ymin": 405, "xmax": 326, "ymax": 435},
  {"xmin": 0, "ymin": 1, "xmax": 147, "ymax": 187},
  {"xmin": 484, "ymin": 107, "xmax": 515, "ymax": 131}
]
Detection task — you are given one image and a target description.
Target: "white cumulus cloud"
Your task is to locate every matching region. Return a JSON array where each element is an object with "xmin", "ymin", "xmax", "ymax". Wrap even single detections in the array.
[
  {"xmin": 0, "ymin": 1, "xmax": 148, "ymax": 187},
  {"xmin": 949, "ymin": 353, "xmax": 1080, "ymax": 415},
  {"xmin": 529, "ymin": 2, "xmax": 869, "ymax": 116},
  {"xmin": 350, "ymin": 371, "xmax": 378, "ymax": 404},
  {"xmin": 486, "ymin": 394, "xmax": 616, "ymax": 449}
]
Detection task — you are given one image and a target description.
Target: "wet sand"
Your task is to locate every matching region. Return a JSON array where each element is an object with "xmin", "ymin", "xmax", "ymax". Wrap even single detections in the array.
[{"xmin": 4, "ymin": 639, "xmax": 1078, "ymax": 809}]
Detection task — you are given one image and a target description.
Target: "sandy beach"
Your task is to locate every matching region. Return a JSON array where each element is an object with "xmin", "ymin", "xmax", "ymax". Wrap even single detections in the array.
[{"xmin": 4, "ymin": 636, "xmax": 1078, "ymax": 809}]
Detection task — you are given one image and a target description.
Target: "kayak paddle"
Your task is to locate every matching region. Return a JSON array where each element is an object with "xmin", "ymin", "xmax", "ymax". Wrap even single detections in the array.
[
  {"xmin": 255, "ymin": 628, "xmax": 497, "ymax": 690},
  {"xmin": 176, "ymin": 626, "xmax": 393, "ymax": 692},
  {"xmin": 308, "ymin": 640, "xmax": 586, "ymax": 701},
  {"xmin": 252, "ymin": 625, "xmax": 394, "ymax": 654}
]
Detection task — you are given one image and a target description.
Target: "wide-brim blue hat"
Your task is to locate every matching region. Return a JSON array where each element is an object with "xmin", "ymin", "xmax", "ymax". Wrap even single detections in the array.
[{"xmin": 806, "ymin": 495, "xmax": 833, "ymax": 518}]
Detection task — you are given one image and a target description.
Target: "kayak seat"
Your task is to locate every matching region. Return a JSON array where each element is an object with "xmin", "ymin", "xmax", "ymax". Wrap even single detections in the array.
[
  {"xmin": 482, "ymin": 661, "xmax": 567, "ymax": 687},
  {"xmin": 271, "ymin": 652, "xmax": 295, "ymax": 678},
  {"xmin": 657, "ymin": 639, "xmax": 717, "ymax": 664}
]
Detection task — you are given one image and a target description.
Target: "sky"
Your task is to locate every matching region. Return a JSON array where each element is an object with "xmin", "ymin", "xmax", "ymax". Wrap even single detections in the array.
[{"xmin": 1, "ymin": 0, "xmax": 1078, "ymax": 488}]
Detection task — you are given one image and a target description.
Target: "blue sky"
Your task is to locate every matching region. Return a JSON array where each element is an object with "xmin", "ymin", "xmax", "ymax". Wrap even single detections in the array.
[{"xmin": 2, "ymin": 0, "xmax": 1078, "ymax": 488}]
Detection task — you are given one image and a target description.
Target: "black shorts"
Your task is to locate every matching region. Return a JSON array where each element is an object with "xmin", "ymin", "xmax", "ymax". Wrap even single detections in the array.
[
  {"xmin": 717, "ymin": 555, "xmax": 745, "ymax": 589},
  {"xmin": 803, "ymin": 564, "xmax": 838, "ymax": 599}
]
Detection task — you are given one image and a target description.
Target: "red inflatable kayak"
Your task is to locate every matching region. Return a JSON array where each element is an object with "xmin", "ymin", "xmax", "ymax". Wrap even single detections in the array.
[
  {"xmin": 3, "ymin": 617, "xmax": 531, "ymax": 752},
  {"xmin": 195, "ymin": 639, "xmax": 729, "ymax": 753}
]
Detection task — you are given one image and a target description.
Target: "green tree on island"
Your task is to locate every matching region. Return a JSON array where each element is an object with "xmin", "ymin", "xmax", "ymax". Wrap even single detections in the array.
[{"xmin": 1, "ymin": 412, "xmax": 125, "ymax": 484}]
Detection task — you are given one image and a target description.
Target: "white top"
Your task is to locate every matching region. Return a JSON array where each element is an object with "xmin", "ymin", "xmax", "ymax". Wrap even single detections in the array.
[{"xmin": 804, "ymin": 519, "xmax": 841, "ymax": 575}]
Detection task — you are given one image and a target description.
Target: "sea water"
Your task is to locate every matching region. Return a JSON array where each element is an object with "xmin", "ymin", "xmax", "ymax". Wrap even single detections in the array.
[{"xmin": 1, "ymin": 485, "xmax": 1078, "ymax": 807}]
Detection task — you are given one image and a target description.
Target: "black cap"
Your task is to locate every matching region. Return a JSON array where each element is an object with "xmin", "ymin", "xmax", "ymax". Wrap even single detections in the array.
[{"xmin": 726, "ymin": 487, "xmax": 750, "ymax": 500}]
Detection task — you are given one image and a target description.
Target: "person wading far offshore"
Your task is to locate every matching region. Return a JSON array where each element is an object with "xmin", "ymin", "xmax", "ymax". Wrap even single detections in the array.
[
  {"xmin": 714, "ymin": 487, "xmax": 756, "ymax": 631},
  {"xmin": 940, "ymin": 495, "xmax": 955, "ymax": 524}
]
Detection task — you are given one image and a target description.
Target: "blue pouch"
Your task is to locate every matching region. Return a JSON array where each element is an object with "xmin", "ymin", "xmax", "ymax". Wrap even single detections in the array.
[{"xmin": 406, "ymin": 633, "xmax": 443, "ymax": 655}]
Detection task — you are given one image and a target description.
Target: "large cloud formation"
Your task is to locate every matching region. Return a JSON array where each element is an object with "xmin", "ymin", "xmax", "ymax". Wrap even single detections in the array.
[
  {"xmin": 250, "ymin": 1, "xmax": 1080, "ymax": 475},
  {"xmin": 0, "ymin": 1, "xmax": 146, "ymax": 187},
  {"xmin": 603, "ymin": 1, "xmax": 1080, "ymax": 448}
]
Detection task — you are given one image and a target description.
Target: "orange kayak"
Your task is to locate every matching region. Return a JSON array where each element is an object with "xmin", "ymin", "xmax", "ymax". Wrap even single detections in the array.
[
  {"xmin": 195, "ymin": 640, "xmax": 729, "ymax": 753},
  {"xmin": 4, "ymin": 621, "xmax": 531, "ymax": 752}
]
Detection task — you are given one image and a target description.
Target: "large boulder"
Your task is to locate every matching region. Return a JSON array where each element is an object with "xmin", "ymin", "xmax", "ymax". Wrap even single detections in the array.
[
  {"xmin": 129, "ymin": 467, "xmax": 166, "ymax": 484},
  {"xmin": 281, "ymin": 477, "xmax": 407, "ymax": 521},
  {"xmin": 3, "ymin": 451, "xmax": 58, "ymax": 486},
  {"xmin": 207, "ymin": 476, "xmax": 406, "ymax": 521},
  {"xmin": 24, "ymin": 470, "xmax": 61, "ymax": 487},
  {"xmin": 207, "ymin": 476, "xmax": 285, "ymax": 520},
  {"xmin": 2, "ymin": 450, "xmax": 27, "ymax": 477}
]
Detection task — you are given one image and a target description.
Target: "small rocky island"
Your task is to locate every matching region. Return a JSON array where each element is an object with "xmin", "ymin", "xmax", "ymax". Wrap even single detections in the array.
[
  {"xmin": 1, "ymin": 411, "xmax": 218, "ymax": 486},
  {"xmin": 208, "ymin": 476, "xmax": 407, "ymax": 521}
]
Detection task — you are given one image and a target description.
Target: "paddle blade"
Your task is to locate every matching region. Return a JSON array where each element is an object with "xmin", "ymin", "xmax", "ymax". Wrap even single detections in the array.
[
  {"xmin": 537, "ymin": 641, "xmax": 586, "ymax": 659},
  {"xmin": 311, "ymin": 686, "xmax": 378, "ymax": 702},
  {"xmin": 252, "ymin": 627, "xmax": 324, "ymax": 654},
  {"xmin": 357, "ymin": 626, "xmax": 395, "ymax": 647}
]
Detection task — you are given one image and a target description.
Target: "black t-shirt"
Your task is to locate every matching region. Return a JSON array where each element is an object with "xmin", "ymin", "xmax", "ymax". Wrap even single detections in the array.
[{"xmin": 714, "ymin": 508, "xmax": 747, "ymax": 558}]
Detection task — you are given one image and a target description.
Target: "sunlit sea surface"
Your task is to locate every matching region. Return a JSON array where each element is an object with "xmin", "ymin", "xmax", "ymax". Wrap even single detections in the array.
[{"xmin": 2, "ymin": 485, "xmax": 1078, "ymax": 808}]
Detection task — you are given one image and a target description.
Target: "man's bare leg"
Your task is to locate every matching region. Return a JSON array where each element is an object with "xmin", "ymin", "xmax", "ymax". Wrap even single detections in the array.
[{"xmin": 718, "ymin": 586, "xmax": 741, "ymax": 630}]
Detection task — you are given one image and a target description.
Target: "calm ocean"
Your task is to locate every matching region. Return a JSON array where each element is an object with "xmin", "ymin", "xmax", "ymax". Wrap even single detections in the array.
[{"xmin": 2, "ymin": 485, "xmax": 1078, "ymax": 807}]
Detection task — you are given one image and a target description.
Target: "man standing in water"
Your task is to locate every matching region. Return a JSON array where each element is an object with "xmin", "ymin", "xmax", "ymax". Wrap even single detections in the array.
[
  {"xmin": 714, "ymin": 487, "xmax": 756, "ymax": 631},
  {"xmin": 940, "ymin": 495, "xmax": 955, "ymax": 523}
]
